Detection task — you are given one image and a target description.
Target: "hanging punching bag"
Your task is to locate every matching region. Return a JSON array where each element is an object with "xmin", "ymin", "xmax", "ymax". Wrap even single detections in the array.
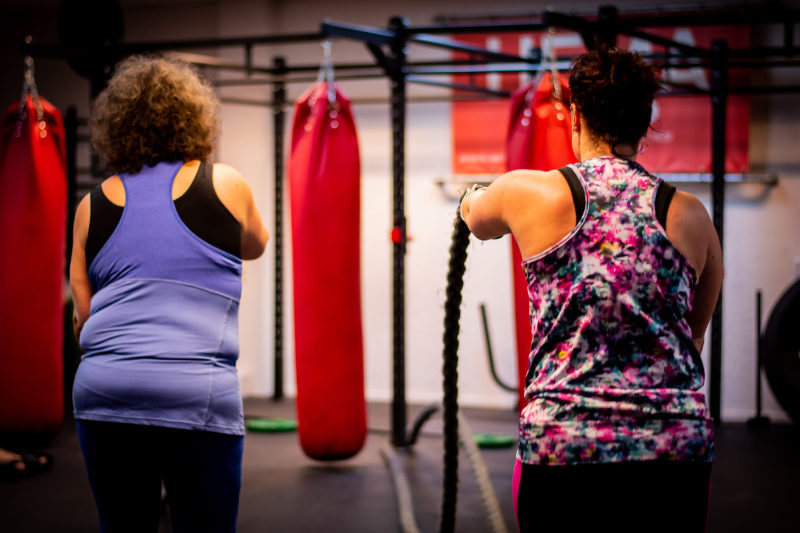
[
  {"xmin": 0, "ymin": 95, "xmax": 67, "ymax": 438},
  {"xmin": 290, "ymin": 83, "xmax": 366, "ymax": 460},
  {"xmin": 506, "ymin": 73, "xmax": 577, "ymax": 411}
]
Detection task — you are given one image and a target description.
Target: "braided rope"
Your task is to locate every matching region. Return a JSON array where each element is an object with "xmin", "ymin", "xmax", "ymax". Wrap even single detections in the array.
[
  {"xmin": 439, "ymin": 214, "xmax": 471, "ymax": 533},
  {"xmin": 381, "ymin": 443, "xmax": 422, "ymax": 533},
  {"xmin": 458, "ymin": 413, "xmax": 510, "ymax": 533}
]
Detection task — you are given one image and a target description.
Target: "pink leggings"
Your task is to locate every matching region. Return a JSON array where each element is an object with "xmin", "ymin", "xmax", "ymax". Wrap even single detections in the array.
[{"xmin": 512, "ymin": 459, "xmax": 712, "ymax": 533}]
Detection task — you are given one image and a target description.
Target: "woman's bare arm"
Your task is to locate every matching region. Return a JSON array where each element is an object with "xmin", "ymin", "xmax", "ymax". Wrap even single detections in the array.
[
  {"xmin": 460, "ymin": 170, "xmax": 544, "ymax": 240},
  {"xmin": 666, "ymin": 191, "xmax": 724, "ymax": 351},
  {"xmin": 69, "ymin": 195, "xmax": 94, "ymax": 346},
  {"xmin": 212, "ymin": 164, "xmax": 269, "ymax": 260}
]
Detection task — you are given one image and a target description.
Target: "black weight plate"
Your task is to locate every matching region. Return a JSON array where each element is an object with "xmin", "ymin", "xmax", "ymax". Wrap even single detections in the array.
[{"xmin": 763, "ymin": 278, "xmax": 800, "ymax": 424}]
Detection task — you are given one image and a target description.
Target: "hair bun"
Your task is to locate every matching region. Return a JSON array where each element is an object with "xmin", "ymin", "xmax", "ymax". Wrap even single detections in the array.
[{"xmin": 568, "ymin": 47, "xmax": 661, "ymax": 156}]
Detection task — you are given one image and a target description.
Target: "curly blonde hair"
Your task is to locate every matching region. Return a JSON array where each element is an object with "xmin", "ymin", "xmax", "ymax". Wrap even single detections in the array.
[{"xmin": 90, "ymin": 54, "xmax": 219, "ymax": 174}]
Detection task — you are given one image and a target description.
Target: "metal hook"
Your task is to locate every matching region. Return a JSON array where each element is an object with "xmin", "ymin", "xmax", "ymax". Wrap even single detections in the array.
[
  {"xmin": 314, "ymin": 39, "xmax": 336, "ymax": 107},
  {"xmin": 529, "ymin": 28, "xmax": 563, "ymax": 104},
  {"xmin": 19, "ymin": 53, "xmax": 44, "ymax": 122},
  {"xmin": 539, "ymin": 27, "xmax": 561, "ymax": 100},
  {"xmin": 547, "ymin": 28, "xmax": 563, "ymax": 101}
]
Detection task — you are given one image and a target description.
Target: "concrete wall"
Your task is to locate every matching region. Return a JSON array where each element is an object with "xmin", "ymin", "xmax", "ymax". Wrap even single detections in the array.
[{"xmin": 2, "ymin": 0, "xmax": 798, "ymax": 420}]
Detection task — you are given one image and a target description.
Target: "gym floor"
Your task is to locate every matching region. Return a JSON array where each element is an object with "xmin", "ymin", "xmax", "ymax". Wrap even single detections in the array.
[{"xmin": 1, "ymin": 399, "xmax": 798, "ymax": 533}]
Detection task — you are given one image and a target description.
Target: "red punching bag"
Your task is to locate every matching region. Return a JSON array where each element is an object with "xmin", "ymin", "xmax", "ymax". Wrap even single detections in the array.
[
  {"xmin": 0, "ymin": 95, "xmax": 67, "ymax": 436},
  {"xmin": 506, "ymin": 73, "xmax": 577, "ymax": 411},
  {"xmin": 290, "ymin": 83, "xmax": 366, "ymax": 460}
]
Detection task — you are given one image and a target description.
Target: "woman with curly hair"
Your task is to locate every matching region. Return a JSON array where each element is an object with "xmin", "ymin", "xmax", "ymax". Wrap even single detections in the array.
[
  {"xmin": 461, "ymin": 48, "xmax": 722, "ymax": 533},
  {"xmin": 69, "ymin": 54, "xmax": 268, "ymax": 533}
]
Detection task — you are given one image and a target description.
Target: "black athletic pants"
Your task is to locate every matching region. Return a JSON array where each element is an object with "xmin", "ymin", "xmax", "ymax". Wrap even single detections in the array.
[{"xmin": 514, "ymin": 459, "xmax": 712, "ymax": 533}]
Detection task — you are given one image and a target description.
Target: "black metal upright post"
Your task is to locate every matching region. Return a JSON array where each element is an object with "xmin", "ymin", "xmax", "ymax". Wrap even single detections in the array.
[
  {"xmin": 709, "ymin": 39, "xmax": 728, "ymax": 424},
  {"xmin": 90, "ymin": 76, "xmax": 107, "ymax": 178},
  {"xmin": 64, "ymin": 107, "xmax": 78, "ymax": 276},
  {"xmin": 389, "ymin": 17, "xmax": 409, "ymax": 448},
  {"xmin": 273, "ymin": 57, "xmax": 286, "ymax": 400}
]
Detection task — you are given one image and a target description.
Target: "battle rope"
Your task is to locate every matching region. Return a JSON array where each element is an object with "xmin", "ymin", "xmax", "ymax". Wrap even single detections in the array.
[
  {"xmin": 381, "ymin": 443, "xmax": 422, "ymax": 533},
  {"xmin": 384, "ymin": 212, "xmax": 509, "ymax": 533},
  {"xmin": 384, "ymin": 411, "xmax": 510, "ymax": 533},
  {"xmin": 439, "ymin": 212, "xmax": 471, "ymax": 533},
  {"xmin": 457, "ymin": 411, "xmax": 509, "ymax": 533}
]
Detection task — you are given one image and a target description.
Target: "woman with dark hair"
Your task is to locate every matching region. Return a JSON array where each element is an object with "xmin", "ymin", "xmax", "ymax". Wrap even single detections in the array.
[
  {"xmin": 461, "ymin": 48, "xmax": 722, "ymax": 533},
  {"xmin": 70, "ymin": 54, "xmax": 268, "ymax": 533}
]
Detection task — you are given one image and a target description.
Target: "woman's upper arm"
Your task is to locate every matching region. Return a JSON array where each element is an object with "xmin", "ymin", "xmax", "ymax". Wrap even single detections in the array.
[
  {"xmin": 212, "ymin": 164, "xmax": 269, "ymax": 260},
  {"xmin": 70, "ymin": 194, "xmax": 94, "ymax": 338},
  {"xmin": 462, "ymin": 171, "xmax": 529, "ymax": 240},
  {"xmin": 669, "ymin": 192, "xmax": 723, "ymax": 340}
]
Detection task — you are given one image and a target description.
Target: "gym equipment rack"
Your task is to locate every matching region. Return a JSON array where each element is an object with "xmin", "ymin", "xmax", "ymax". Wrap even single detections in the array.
[{"xmin": 24, "ymin": 0, "xmax": 800, "ymax": 447}]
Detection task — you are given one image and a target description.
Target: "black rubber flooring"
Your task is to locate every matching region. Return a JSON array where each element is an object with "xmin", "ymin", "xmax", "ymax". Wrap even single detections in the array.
[{"xmin": 1, "ymin": 399, "xmax": 798, "ymax": 532}]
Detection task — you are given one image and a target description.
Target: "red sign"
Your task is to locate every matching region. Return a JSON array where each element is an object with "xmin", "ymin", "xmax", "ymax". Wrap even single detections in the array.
[{"xmin": 451, "ymin": 26, "xmax": 749, "ymax": 174}]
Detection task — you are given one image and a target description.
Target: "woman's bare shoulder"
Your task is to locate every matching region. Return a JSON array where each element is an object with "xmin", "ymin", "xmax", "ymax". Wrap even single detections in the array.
[
  {"xmin": 665, "ymin": 190, "xmax": 715, "ymax": 275},
  {"xmin": 669, "ymin": 190, "xmax": 713, "ymax": 231},
  {"xmin": 211, "ymin": 163, "xmax": 254, "ymax": 223},
  {"xmin": 211, "ymin": 163, "xmax": 248, "ymax": 190}
]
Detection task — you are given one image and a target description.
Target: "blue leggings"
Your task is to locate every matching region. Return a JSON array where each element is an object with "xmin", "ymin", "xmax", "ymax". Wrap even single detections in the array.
[{"xmin": 77, "ymin": 420, "xmax": 243, "ymax": 533}]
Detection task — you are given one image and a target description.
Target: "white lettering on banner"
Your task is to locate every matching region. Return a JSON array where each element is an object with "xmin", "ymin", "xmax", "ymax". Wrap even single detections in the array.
[
  {"xmin": 664, "ymin": 28, "xmax": 710, "ymax": 90},
  {"xmin": 550, "ymin": 34, "xmax": 584, "ymax": 50},
  {"xmin": 628, "ymin": 37, "xmax": 653, "ymax": 54},
  {"xmin": 459, "ymin": 153, "xmax": 505, "ymax": 163},
  {"xmin": 651, "ymin": 100, "xmax": 661, "ymax": 123},
  {"xmin": 648, "ymin": 130, "xmax": 674, "ymax": 143},
  {"xmin": 486, "ymin": 37, "xmax": 501, "ymax": 91}
]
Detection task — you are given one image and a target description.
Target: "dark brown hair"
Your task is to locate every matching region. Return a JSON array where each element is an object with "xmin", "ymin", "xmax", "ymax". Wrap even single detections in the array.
[
  {"xmin": 90, "ymin": 54, "xmax": 219, "ymax": 174},
  {"xmin": 568, "ymin": 47, "xmax": 661, "ymax": 156}
]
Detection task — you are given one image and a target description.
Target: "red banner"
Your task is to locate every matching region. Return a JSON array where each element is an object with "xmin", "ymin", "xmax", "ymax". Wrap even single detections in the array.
[{"xmin": 452, "ymin": 26, "xmax": 749, "ymax": 174}]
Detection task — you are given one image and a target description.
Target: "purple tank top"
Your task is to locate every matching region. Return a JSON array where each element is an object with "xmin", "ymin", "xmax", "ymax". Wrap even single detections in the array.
[
  {"xmin": 518, "ymin": 156, "xmax": 714, "ymax": 465},
  {"xmin": 73, "ymin": 161, "xmax": 245, "ymax": 435}
]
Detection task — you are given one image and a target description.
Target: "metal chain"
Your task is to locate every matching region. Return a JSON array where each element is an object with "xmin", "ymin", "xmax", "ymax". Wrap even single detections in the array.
[{"xmin": 19, "ymin": 55, "xmax": 44, "ymax": 122}]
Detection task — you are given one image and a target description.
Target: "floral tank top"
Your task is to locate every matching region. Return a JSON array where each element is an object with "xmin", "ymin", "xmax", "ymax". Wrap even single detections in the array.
[{"xmin": 517, "ymin": 156, "xmax": 714, "ymax": 466}]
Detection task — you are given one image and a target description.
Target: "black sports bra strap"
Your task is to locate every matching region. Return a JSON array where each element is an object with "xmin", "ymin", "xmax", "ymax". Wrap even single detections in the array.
[
  {"xmin": 557, "ymin": 166, "xmax": 586, "ymax": 223},
  {"xmin": 655, "ymin": 180, "xmax": 676, "ymax": 230}
]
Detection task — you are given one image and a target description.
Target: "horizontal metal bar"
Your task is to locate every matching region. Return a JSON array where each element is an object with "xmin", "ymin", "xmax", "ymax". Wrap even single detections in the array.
[
  {"xmin": 172, "ymin": 52, "xmax": 274, "ymax": 74},
  {"xmin": 406, "ymin": 21, "xmax": 548, "ymax": 34},
  {"xmin": 408, "ymin": 33, "xmax": 537, "ymax": 63},
  {"xmin": 660, "ymin": 173, "xmax": 778, "ymax": 186},
  {"xmin": 728, "ymin": 46, "xmax": 800, "ymax": 59},
  {"xmin": 406, "ymin": 75, "xmax": 512, "ymax": 97},
  {"xmin": 220, "ymin": 93, "xmax": 507, "ymax": 107},
  {"xmin": 408, "ymin": 61, "xmax": 571, "ymax": 75},
  {"xmin": 22, "ymin": 33, "xmax": 324, "ymax": 58},
  {"xmin": 436, "ymin": 173, "xmax": 778, "ymax": 197},
  {"xmin": 324, "ymin": 21, "xmax": 540, "ymax": 64},
  {"xmin": 119, "ymin": 33, "xmax": 324, "ymax": 53},
  {"xmin": 729, "ymin": 85, "xmax": 800, "ymax": 95},
  {"xmin": 615, "ymin": 8, "xmax": 800, "ymax": 28},
  {"xmin": 320, "ymin": 21, "xmax": 396, "ymax": 47},
  {"xmin": 542, "ymin": 10, "xmax": 711, "ymax": 58},
  {"xmin": 197, "ymin": 53, "xmax": 794, "ymax": 80},
  {"xmin": 658, "ymin": 59, "xmax": 800, "ymax": 70},
  {"xmin": 658, "ymin": 79, "xmax": 709, "ymax": 94},
  {"xmin": 626, "ymin": 27, "xmax": 712, "ymax": 58},
  {"xmin": 212, "ymin": 71, "xmax": 384, "ymax": 86},
  {"xmin": 430, "ymin": 5, "xmax": 799, "ymax": 31}
]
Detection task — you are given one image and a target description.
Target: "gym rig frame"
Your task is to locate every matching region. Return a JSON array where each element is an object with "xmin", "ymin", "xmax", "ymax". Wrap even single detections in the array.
[{"xmin": 25, "ymin": 2, "xmax": 800, "ymax": 447}]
